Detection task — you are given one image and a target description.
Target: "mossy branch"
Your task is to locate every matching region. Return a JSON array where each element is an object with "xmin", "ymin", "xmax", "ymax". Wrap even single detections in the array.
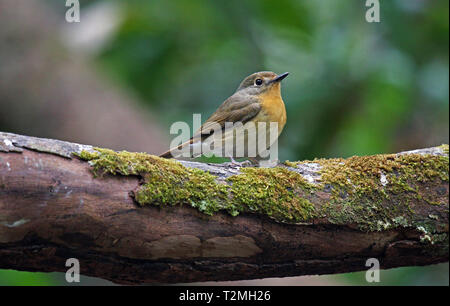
[{"xmin": 0, "ymin": 131, "xmax": 448, "ymax": 284}]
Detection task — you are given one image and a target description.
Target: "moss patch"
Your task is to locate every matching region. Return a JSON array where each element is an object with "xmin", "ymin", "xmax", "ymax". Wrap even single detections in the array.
[
  {"xmin": 77, "ymin": 149, "xmax": 230, "ymax": 216},
  {"xmin": 76, "ymin": 149, "xmax": 317, "ymax": 222},
  {"xmin": 305, "ymin": 151, "xmax": 449, "ymax": 232},
  {"xmin": 227, "ymin": 167, "xmax": 316, "ymax": 222},
  {"xmin": 75, "ymin": 147, "xmax": 449, "ymax": 233}
]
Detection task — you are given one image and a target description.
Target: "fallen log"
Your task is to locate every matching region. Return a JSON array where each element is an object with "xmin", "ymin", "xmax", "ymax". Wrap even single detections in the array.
[{"xmin": 0, "ymin": 131, "xmax": 448, "ymax": 284}]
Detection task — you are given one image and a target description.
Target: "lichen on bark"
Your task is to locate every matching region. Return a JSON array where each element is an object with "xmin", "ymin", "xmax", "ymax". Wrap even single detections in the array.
[{"xmin": 302, "ymin": 150, "xmax": 449, "ymax": 236}]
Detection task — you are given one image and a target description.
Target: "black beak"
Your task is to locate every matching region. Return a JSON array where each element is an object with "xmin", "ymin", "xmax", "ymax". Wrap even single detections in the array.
[{"xmin": 269, "ymin": 72, "xmax": 289, "ymax": 84}]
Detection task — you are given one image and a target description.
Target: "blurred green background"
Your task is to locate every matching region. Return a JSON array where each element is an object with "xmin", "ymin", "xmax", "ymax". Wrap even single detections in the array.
[{"xmin": 0, "ymin": 0, "xmax": 448, "ymax": 285}]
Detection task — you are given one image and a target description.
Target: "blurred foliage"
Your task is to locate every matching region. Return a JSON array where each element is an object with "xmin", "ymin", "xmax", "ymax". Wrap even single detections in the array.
[
  {"xmin": 92, "ymin": 0, "xmax": 448, "ymax": 161},
  {"xmin": 0, "ymin": 269, "xmax": 117, "ymax": 286},
  {"xmin": 339, "ymin": 263, "xmax": 449, "ymax": 286},
  {"xmin": 0, "ymin": 270, "xmax": 54, "ymax": 286},
  {"xmin": 2, "ymin": 0, "xmax": 448, "ymax": 285}
]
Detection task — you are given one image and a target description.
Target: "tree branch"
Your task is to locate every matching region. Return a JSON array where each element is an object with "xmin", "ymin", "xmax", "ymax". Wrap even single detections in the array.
[{"xmin": 0, "ymin": 131, "xmax": 448, "ymax": 284}]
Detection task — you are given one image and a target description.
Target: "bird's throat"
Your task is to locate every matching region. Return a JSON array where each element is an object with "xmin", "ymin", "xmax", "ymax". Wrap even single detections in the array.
[{"xmin": 258, "ymin": 84, "xmax": 287, "ymax": 130}]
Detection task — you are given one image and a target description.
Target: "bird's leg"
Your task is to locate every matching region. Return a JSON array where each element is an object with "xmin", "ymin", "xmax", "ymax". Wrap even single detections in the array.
[
  {"xmin": 247, "ymin": 157, "xmax": 260, "ymax": 165},
  {"xmin": 226, "ymin": 155, "xmax": 253, "ymax": 167},
  {"xmin": 253, "ymin": 154, "xmax": 279, "ymax": 167}
]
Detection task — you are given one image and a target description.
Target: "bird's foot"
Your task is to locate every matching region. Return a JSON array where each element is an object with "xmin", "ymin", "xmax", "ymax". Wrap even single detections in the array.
[{"xmin": 225, "ymin": 156, "xmax": 254, "ymax": 168}]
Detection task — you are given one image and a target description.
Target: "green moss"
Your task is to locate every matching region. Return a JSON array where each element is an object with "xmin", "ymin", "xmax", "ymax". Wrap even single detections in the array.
[
  {"xmin": 284, "ymin": 160, "xmax": 299, "ymax": 168},
  {"xmin": 311, "ymin": 153, "xmax": 448, "ymax": 192},
  {"xmin": 304, "ymin": 152, "xmax": 449, "ymax": 232},
  {"xmin": 75, "ymin": 149, "xmax": 317, "ymax": 222},
  {"xmin": 227, "ymin": 167, "xmax": 317, "ymax": 222},
  {"xmin": 75, "ymin": 147, "xmax": 449, "ymax": 233},
  {"xmin": 76, "ymin": 148, "xmax": 230, "ymax": 216}
]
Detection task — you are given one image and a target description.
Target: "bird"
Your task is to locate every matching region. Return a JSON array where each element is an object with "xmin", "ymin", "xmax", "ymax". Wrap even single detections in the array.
[{"xmin": 159, "ymin": 71, "xmax": 288, "ymax": 163}]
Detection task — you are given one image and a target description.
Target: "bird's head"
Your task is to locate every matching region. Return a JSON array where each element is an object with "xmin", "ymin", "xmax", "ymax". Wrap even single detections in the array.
[{"xmin": 236, "ymin": 71, "xmax": 289, "ymax": 96}]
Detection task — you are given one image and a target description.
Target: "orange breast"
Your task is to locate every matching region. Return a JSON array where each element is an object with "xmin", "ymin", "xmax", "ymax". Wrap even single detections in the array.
[{"xmin": 258, "ymin": 85, "xmax": 287, "ymax": 133}]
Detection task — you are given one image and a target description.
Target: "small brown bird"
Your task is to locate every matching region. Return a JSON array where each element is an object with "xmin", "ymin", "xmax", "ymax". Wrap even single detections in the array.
[{"xmin": 160, "ymin": 71, "xmax": 288, "ymax": 162}]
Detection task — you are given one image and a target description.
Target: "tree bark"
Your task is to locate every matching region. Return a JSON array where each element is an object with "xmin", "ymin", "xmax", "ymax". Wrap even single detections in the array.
[{"xmin": 0, "ymin": 131, "xmax": 448, "ymax": 284}]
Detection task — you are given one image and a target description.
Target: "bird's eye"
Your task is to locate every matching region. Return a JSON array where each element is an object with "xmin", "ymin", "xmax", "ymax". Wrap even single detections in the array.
[{"xmin": 255, "ymin": 79, "xmax": 263, "ymax": 86}]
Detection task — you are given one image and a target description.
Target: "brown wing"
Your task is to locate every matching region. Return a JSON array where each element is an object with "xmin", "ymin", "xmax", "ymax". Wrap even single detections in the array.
[
  {"xmin": 196, "ymin": 95, "xmax": 261, "ymax": 139},
  {"xmin": 159, "ymin": 94, "xmax": 261, "ymax": 158}
]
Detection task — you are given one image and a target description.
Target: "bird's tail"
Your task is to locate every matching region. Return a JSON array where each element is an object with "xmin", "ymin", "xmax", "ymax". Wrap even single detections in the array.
[
  {"xmin": 159, "ymin": 138, "xmax": 196, "ymax": 159},
  {"xmin": 159, "ymin": 150, "xmax": 175, "ymax": 158}
]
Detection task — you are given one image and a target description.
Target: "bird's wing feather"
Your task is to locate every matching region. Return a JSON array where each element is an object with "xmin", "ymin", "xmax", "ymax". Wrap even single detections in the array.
[
  {"xmin": 159, "ymin": 95, "xmax": 261, "ymax": 158},
  {"xmin": 194, "ymin": 95, "xmax": 261, "ymax": 139}
]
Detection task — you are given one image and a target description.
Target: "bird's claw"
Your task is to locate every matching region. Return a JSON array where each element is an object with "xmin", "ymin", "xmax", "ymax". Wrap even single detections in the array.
[{"xmin": 226, "ymin": 157, "xmax": 254, "ymax": 168}]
